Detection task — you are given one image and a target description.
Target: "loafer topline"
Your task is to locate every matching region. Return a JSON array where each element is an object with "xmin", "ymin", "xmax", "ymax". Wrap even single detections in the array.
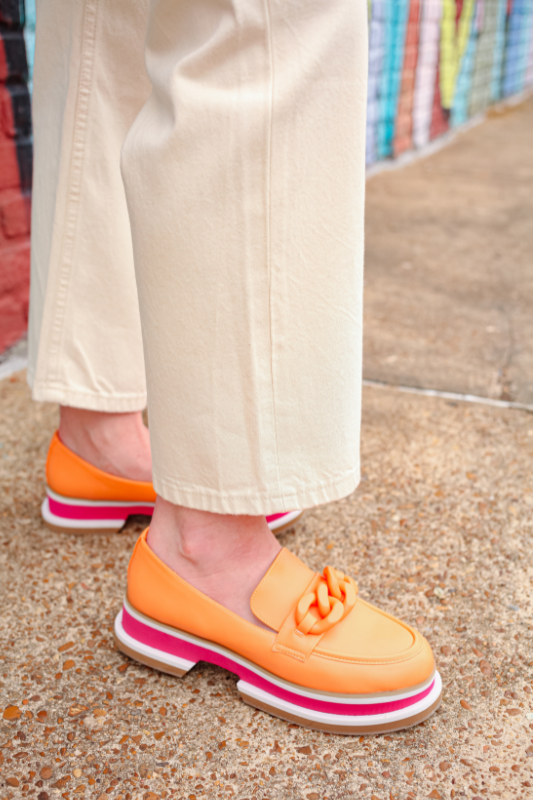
[{"xmin": 41, "ymin": 432, "xmax": 302, "ymax": 534}]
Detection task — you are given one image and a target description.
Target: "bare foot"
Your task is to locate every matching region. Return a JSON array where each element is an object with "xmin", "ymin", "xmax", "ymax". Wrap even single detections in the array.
[
  {"xmin": 59, "ymin": 406, "xmax": 152, "ymax": 483},
  {"xmin": 147, "ymin": 497, "xmax": 281, "ymax": 629}
]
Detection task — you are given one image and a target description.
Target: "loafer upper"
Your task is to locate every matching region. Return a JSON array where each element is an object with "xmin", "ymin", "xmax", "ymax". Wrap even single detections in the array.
[
  {"xmin": 46, "ymin": 431, "xmax": 156, "ymax": 502},
  {"xmin": 127, "ymin": 531, "xmax": 435, "ymax": 695}
]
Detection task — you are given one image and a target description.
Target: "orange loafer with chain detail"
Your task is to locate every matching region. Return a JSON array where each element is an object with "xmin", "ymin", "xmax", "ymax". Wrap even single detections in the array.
[
  {"xmin": 41, "ymin": 432, "xmax": 302, "ymax": 535},
  {"xmin": 114, "ymin": 529, "xmax": 442, "ymax": 734}
]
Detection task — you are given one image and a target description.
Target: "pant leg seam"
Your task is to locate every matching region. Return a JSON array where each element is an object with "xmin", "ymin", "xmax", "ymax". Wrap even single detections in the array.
[
  {"xmin": 156, "ymin": 470, "xmax": 359, "ymax": 497},
  {"xmin": 32, "ymin": 382, "xmax": 146, "ymax": 399},
  {"xmin": 31, "ymin": 383, "xmax": 147, "ymax": 413},
  {"xmin": 154, "ymin": 467, "xmax": 360, "ymax": 515},
  {"xmin": 263, "ymin": 0, "xmax": 285, "ymax": 507},
  {"xmin": 46, "ymin": 0, "xmax": 101, "ymax": 387}
]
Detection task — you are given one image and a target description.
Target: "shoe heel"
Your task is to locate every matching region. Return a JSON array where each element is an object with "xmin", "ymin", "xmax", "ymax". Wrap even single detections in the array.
[
  {"xmin": 267, "ymin": 510, "xmax": 304, "ymax": 534},
  {"xmin": 41, "ymin": 489, "xmax": 154, "ymax": 535},
  {"xmin": 114, "ymin": 607, "xmax": 196, "ymax": 678},
  {"xmin": 42, "ymin": 497, "xmax": 125, "ymax": 534},
  {"xmin": 113, "ymin": 632, "xmax": 191, "ymax": 677}
]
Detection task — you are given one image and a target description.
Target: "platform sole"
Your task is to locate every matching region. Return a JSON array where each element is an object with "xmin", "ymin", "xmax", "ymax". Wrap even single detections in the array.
[
  {"xmin": 267, "ymin": 509, "xmax": 304, "ymax": 533},
  {"xmin": 114, "ymin": 599, "xmax": 442, "ymax": 735},
  {"xmin": 42, "ymin": 488, "xmax": 302, "ymax": 535},
  {"xmin": 41, "ymin": 491, "xmax": 155, "ymax": 534}
]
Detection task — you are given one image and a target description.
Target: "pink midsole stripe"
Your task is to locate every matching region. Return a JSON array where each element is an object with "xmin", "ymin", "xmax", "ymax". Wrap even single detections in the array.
[
  {"xmin": 122, "ymin": 606, "xmax": 433, "ymax": 716},
  {"xmin": 49, "ymin": 495, "xmax": 290, "ymax": 525},
  {"xmin": 266, "ymin": 512, "xmax": 287, "ymax": 523},
  {"xmin": 48, "ymin": 497, "xmax": 155, "ymax": 521}
]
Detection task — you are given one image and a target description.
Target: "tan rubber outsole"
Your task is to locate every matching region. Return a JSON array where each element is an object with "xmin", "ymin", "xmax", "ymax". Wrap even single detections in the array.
[
  {"xmin": 43, "ymin": 520, "xmax": 124, "ymax": 535},
  {"xmin": 114, "ymin": 633, "xmax": 189, "ymax": 676},
  {"xmin": 114, "ymin": 631, "xmax": 441, "ymax": 735},
  {"xmin": 239, "ymin": 690, "xmax": 442, "ymax": 735}
]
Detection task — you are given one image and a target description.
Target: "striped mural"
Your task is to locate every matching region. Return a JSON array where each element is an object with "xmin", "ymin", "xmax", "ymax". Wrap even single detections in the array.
[
  {"xmin": 367, "ymin": 0, "xmax": 533, "ymax": 165},
  {"xmin": 13, "ymin": 0, "xmax": 533, "ymax": 173}
]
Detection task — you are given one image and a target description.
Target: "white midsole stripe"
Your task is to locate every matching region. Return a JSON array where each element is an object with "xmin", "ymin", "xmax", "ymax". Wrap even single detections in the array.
[
  {"xmin": 268, "ymin": 510, "xmax": 302, "ymax": 530},
  {"xmin": 121, "ymin": 599, "xmax": 435, "ymax": 706},
  {"xmin": 238, "ymin": 673, "xmax": 442, "ymax": 726},
  {"xmin": 115, "ymin": 609, "xmax": 441, "ymax": 723},
  {"xmin": 46, "ymin": 487, "xmax": 293, "ymax": 527},
  {"xmin": 41, "ymin": 498, "xmax": 124, "ymax": 529},
  {"xmin": 115, "ymin": 610, "xmax": 195, "ymax": 672},
  {"xmin": 46, "ymin": 486, "xmax": 155, "ymax": 510}
]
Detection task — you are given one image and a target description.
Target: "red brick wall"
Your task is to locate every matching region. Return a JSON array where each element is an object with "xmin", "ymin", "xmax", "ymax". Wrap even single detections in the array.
[{"xmin": 0, "ymin": 1, "xmax": 32, "ymax": 354}]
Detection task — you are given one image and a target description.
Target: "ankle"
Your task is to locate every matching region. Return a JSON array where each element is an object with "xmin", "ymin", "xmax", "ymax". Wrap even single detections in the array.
[
  {"xmin": 146, "ymin": 498, "xmax": 281, "ymax": 627},
  {"xmin": 58, "ymin": 406, "xmax": 152, "ymax": 482},
  {"xmin": 147, "ymin": 498, "xmax": 280, "ymax": 575}
]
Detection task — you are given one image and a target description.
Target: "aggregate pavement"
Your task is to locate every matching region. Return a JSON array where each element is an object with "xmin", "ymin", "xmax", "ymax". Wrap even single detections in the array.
[
  {"xmin": 1, "ymin": 98, "xmax": 533, "ymax": 800},
  {"xmin": 1, "ymin": 375, "xmax": 532, "ymax": 800}
]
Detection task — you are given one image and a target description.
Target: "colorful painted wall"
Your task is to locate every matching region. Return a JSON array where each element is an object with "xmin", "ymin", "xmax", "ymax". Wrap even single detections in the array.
[
  {"xmin": 1, "ymin": 1, "xmax": 533, "ymax": 354},
  {"xmin": 367, "ymin": 0, "xmax": 533, "ymax": 165}
]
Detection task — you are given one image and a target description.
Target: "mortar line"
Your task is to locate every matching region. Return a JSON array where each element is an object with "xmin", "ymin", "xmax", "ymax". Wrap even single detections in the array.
[
  {"xmin": 2, "ymin": 358, "xmax": 532, "ymax": 414},
  {"xmin": 363, "ymin": 379, "xmax": 533, "ymax": 413}
]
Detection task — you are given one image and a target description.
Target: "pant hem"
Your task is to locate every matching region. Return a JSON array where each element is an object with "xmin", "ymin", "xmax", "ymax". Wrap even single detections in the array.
[
  {"xmin": 30, "ymin": 382, "xmax": 147, "ymax": 413},
  {"xmin": 153, "ymin": 467, "xmax": 360, "ymax": 516}
]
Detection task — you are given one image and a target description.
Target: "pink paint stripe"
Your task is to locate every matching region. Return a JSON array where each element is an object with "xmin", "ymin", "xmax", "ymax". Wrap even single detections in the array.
[
  {"xmin": 49, "ymin": 497, "xmax": 154, "ymax": 521},
  {"xmin": 122, "ymin": 606, "xmax": 433, "ymax": 717}
]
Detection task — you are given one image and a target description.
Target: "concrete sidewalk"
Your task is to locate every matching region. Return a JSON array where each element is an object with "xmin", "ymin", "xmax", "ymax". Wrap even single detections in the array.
[
  {"xmin": 1, "ymin": 101, "xmax": 532, "ymax": 800},
  {"xmin": 364, "ymin": 97, "xmax": 533, "ymax": 407}
]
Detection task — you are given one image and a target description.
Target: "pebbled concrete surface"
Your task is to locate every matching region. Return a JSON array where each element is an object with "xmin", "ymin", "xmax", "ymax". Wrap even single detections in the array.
[
  {"xmin": 1, "ymin": 374, "xmax": 532, "ymax": 800},
  {"xmin": 363, "ymin": 97, "xmax": 533, "ymax": 406},
  {"xmin": 1, "ymin": 96, "xmax": 533, "ymax": 800}
]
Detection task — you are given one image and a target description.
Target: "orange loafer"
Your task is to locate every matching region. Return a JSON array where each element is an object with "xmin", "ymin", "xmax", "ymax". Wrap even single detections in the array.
[
  {"xmin": 41, "ymin": 432, "xmax": 157, "ymax": 534},
  {"xmin": 114, "ymin": 530, "xmax": 442, "ymax": 734},
  {"xmin": 41, "ymin": 432, "xmax": 303, "ymax": 535}
]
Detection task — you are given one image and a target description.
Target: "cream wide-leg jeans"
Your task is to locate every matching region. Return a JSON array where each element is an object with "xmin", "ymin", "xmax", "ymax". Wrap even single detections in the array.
[{"xmin": 27, "ymin": 0, "xmax": 368, "ymax": 516}]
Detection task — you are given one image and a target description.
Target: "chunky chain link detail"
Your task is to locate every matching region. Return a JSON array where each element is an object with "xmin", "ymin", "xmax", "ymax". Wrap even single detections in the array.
[{"xmin": 295, "ymin": 566, "xmax": 358, "ymax": 635}]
